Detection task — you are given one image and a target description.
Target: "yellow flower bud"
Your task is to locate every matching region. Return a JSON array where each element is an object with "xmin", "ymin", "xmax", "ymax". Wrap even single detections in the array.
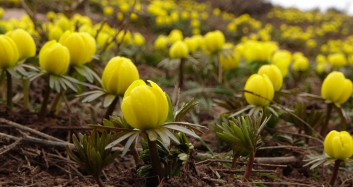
[
  {"xmin": 258, "ymin": 64, "xmax": 283, "ymax": 91},
  {"xmin": 203, "ymin": 30, "xmax": 225, "ymax": 54},
  {"xmin": 0, "ymin": 35, "xmax": 19, "ymax": 69},
  {"xmin": 292, "ymin": 56, "xmax": 309, "ymax": 71},
  {"xmin": 271, "ymin": 50, "xmax": 292, "ymax": 76},
  {"xmin": 219, "ymin": 49, "xmax": 240, "ymax": 71},
  {"xmin": 39, "ymin": 40, "xmax": 70, "ymax": 75},
  {"xmin": 101, "ymin": 56, "xmax": 139, "ymax": 95},
  {"xmin": 103, "ymin": 6, "xmax": 114, "ymax": 16},
  {"xmin": 133, "ymin": 33, "xmax": 145, "ymax": 46},
  {"xmin": 184, "ymin": 37, "xmax": 197, "ymax": 53},
  {"xmin": 154, "ymin": 35, "xmax": 168, "ymax": 50},
  {"xmin": 121, "ymin": 80, "xmax": 169, "ymax": 130},
  {"xmin": 169, "ymin": 41, "xmax": 189, "ymax": 59},
  {"xmin": 243, "ymin": 41, "xmax": 278, "ymax": 62},
  {"xmin": 97, "ymin": 32, "xmax": 113, "ymax": 50},
  {"xmin": 321, "ymin": 71, "xmax": 352, "ymax": 104},
  {"xmin": 59, "ymin": 31, "xmax": 96, "ymax": 66},
  {"xmin": 328, "ymin": 53, "xmax": 347, "ymax": 68},
  {"xmin": 324, "ymin": 130, "xmax": 353, "ymax": 160},
  {"xmin": 244, "ymin": 74, "xmax": 274, "ymax": 106},
  {"xmin": 48, "ymin": 26, "xmax": 63, "ymax": 41},
  {"xmin": 6, "ymin": 29, "xmax": 36, "ymax": 60},
  {"xmin": 168, "ymin": 29, "xmax": 183, "ymax": 43}
]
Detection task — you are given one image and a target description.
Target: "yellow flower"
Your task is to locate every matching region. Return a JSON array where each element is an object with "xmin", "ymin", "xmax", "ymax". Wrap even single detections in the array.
[
  {"xmin": 101, "ymin": 56, "xmax": 139, "ymax": 96},
  {"xmin": 103, "ymin": 6, "xmax": 114, "ymax": 16},
  {"xmin": 97, "ymin": 32, "xmax": 113, "ymax": 50},
  {"xmin": 321, "ymin": 71, "xmax": 352, "ymax": 105},
  {"xmin": 154, "ymin": 35, "xmax": 168, "ymax": 50},
  {"xmin": 218, "ymin": 49, "xmax": 240, "ymax": 71},
  {"xmin": 168, "ymin": 29, "xmax": 183, "ymax": 43},
  {"xmin": 271, "ymin": 50, "xmax": 292, "ymax": 76},
  {"xmin": 0, "ymin": 35, "xmax": 19, "ymax": 69},
  {"xmin": 121, "ymin": 80, "xmax": 169, "ymax": 130},
  {"xmin": 6, "ymin": 29, "xmax": 36, "ymax": 60},
  {"xmin": 133, "ymin": 33, "xmax": 145, "ymax": 46},
  {"xmin": 39, "ymin": 40, "xmax": 70, "ymax": 75},
  {"xmin": 258, "ymin": 64, "xmax": 283, "ymax": 91},
  {"xmin": 116, "ymin": 30, "xmax": 132, "ymax": 44},
  {"xmin": 324, "ymin": 130, "xmax": 353, "ymax": 160},
  {"xmin": 243, "ymin": 41, "xmax": 278, "ymax": 62},
  {"xmin": 48, "ymin": 26, "xmax": 63, "ymax": 41},
  {"xmin": 203, "ymin": 30, "xmax": 225, "ymax": 54},
  {"xmin": 244, "ymin": 74, "xmax": 274, "ymax": 106},
  {"xmin": 169, "ymin": 41, "xmax": 189, "ymax": 59},
  {"xmin": 292, "ymin": 56, "xmax": 309, "ymax": 71},
  {"xmin": 59, "ymin": 31, "xmax": 96, "ymax": 66},
  {"xmin": 328, "ymin": 53, "xmax": 347, "ymax": 68}
]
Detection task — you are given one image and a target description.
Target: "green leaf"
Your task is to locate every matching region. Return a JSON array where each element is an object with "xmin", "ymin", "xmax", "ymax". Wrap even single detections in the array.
[
  {"xmin": 104, "ymin": 94, "xmax": 117, "ymax": 108},
  {"xmin": 164, "ymin": 124, "xmax": 200, "ymax": 139},
  {"xmin": 105, "ymin": 131, "xmax": 136, "ymax": 149}
]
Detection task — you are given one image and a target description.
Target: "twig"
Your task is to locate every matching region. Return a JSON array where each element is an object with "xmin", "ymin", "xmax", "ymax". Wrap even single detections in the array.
[
  {"xmin": 0, "ymin": 138, "xmax": 22, "ymax": 155},
  {"xmin": 246, "ymin": 181, "xmax": 313, "ymax": 186},
  {"xmin": 195, "ymin": 159, "xmax": 287, "ymax": 168},
  {"xmin": 0, "ymin": 132, "xmax": 74, "ymax": 149},
  {"xmin": 196, "ymin": 153, "xmax": 299, "ymax": 164},
  {"xmin": 276, "ymin": 130, "xmax": 323, "ymax": 144},
  {"xmin": 0, "ymin": 118, "xmax": 65, "ymax": 142},
  {"xmin": 215, "ymin": 169, "xmax": 276, "ymax": 173}
]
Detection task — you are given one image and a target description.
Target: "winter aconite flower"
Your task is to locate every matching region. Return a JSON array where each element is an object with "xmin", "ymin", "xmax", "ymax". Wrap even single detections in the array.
[
  {"xmin": 324, "ymin": 130, "xmax": 353, "ymax": 160},
  {"xmin": 258, "ymin": 64, "xmax": 283, "ymax": 91},
  {"xmin": 328, "ymin": 53, "xmax": 347, "ymax": 69},
  {"xmin": 169, "ymin": 41, "xmax": 189, "ymax": 59},
  {"xmin": 59, "ymin": 31, "xmax": 96, "ymax": 66},
  {"xmin": 39, "ymin": 40, "xmax": 70, "ymax": 75},
  {"xmin": 121, "ymin": 80, "xmax": 169, "ymax": 130},
  {"xmin": 244, "ymin": 74, "xmax": 274, "ymax": 106},
  {"xmin": 321, "ymin": 71, "xmax": 352, "ymax": 105},
  {"xmin": 203, "ymin": 30, "xmax": 225, "ymax": 54},
  {"xmin": 0, "ymin": 35, "xmax": 19, "ymax": 69},
  {"xmin": 6, "ymin": 29, "xmax": 36, "ymax": 60},
  {"xmin": 101, "ymin": 56, "xmax": 139, "ymax": 96}
]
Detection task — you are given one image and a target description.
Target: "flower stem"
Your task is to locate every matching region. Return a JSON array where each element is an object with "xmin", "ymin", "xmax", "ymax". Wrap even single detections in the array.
[
  {"xmin": 95, "ymin": 176, "xmax": 105, "ymax": 187},
  {"xmin": 23, "ymin": 79, "xmax": 30, "ymax": 110},
  {"xmin": 6, "ymin": 71, "xmax": 12, "ymax": 110},
  {"xmin": 146, "ymin": 135, "xmax": 164, "ymax": 182},
  {"xmin": 130, "ymin": 141, "xmax": 143, "ymax": 166},
  {"xmin": 50, "ymin": 90, "xmax": 65, "ymax": 114},
  {"xmin": 243, "ymin": 151, "xmax": 255, "ymax": 182},
  {"xmin": 39, "ymin": 76, "xmax": 51, "ymax": 117},
  {"xmin": 104, "ymin": 96, "xmax": 119, "ymax": 119},
  {"xmin": 231, "ymin": 151, "xmax": 238, "ymax": 169},
  {"xmin": 330, "ymin": 159, "xmax": 341, "ymax": 186},
  {"xmin": 216, "ymin": 55, "xmax": 222, "ymax": 84},
  {"xmin": 320, "ymin": 103, "xmax": 333, "ymax": 137},
  {"xmin": 179, "ymin": 58, "xmax": 185, "ymax": 88}
]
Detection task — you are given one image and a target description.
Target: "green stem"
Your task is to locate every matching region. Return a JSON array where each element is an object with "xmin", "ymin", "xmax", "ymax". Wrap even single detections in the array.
[
  {"xmin": 231, "ymin": 151, "xmax": 237, "ymax": 169},
  {"xmin": 104, "ymin": 96, "xmax": 119, "ymax": 119},
  {"xmin": 50, "ymin": 90, "xmax": 65, "ymax": 114},
  {"xmin": 6, "ymin": 71, "xmax": 12, "ymax": 110},
  {"xmin": 243, "ymin": 151, "xmax": 255, "ymax": 182},
  {"xmin": 320, "ymin": 103, "xmax": 333, "ymax": 137},
  {"xmin": 179, "ymin": 58, "xmax": 185, "ymax": 88},
  {"xmin": 329, "ymin": 159, "xmax": 341, "ymax": 186},
  {"xmin": 39, "ymin": 77, "xmax": 51, "ymax": 117},
  {"xmin": 23, "ymin": 79, "xmax": 30, "ymax": 110},
  {"xmin": 146, "ymin": 133, "xmax": 164, "ymax": 182},
  {"xmin": 216, "ymin": 55, "xmax": 222, "ymax": 84}
]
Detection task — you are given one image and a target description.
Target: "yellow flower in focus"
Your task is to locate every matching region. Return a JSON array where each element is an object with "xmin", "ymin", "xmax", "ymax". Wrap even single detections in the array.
[
  {"xmin": 0, "ymin": 35, "xmax": 19, "ymax": 69},
  {"xmin": 244, "ymin": 74, "xmax": 274, "ymax": 106},
  {"xmin": 328, "ymin": 53, "xmax": 347, "ymax": 68},
  {"xmin": 203, "ymin": 30, "xmax": 225, "ymax": 54},
  {"xmin": 39, "ymin": 40, "xmax": 70, "ymax": 75},
  {"xmin": 6, "ymin": 29, "xmax": 36, "ymax": 60},
  {"xmin": 324, "ymin": 130, "xmax": 353, "ymax": 160},
  {"xmin": 169, "ymin": 41, "xmax": 189, "ymax": 59},
  {"xmin": 292, "ymin": 56, "xmax": 309, "ymax": 71},
  {"xmin": 154, "ymin": 35, "xmax": 169, "ymax": 50},
  {"xmin": 321, "ymin": 71, "xmax": 352, "ymax": 105},
  {"xmin": 121, "ymin": 80, "xmax": 169, "ymax": 130},
  {"xmin": 258, "ymin": 64, "xmax": 283, "ymax": 91},
  {"xmin": 101, "ymin": 56, "xmax": 139, "ymax": 96},
  {"xmin": 59, "ymin": 31, "xmax": 96, "ymax": 66}
]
